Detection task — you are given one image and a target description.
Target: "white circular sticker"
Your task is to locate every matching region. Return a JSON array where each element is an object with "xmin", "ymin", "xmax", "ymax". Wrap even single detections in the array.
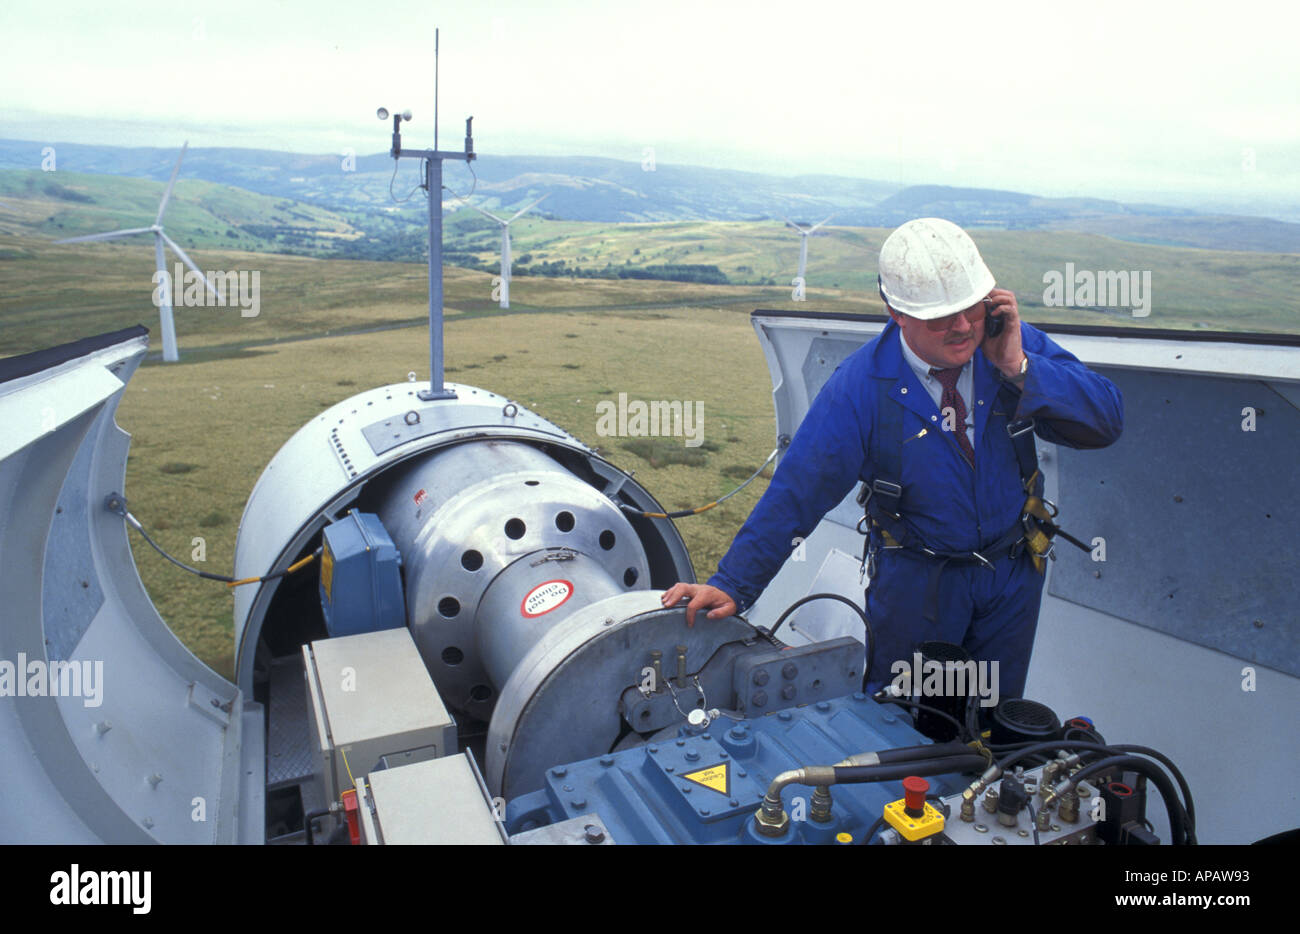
[{"xmin": 521, "ymin": 579, "xmax": 573, "ymax": 618}]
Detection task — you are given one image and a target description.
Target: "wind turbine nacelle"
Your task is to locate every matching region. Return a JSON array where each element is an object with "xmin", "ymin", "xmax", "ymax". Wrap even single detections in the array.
[{"xmin": 230, "ymin": 382, "xmax": 701, "ymax": 799}]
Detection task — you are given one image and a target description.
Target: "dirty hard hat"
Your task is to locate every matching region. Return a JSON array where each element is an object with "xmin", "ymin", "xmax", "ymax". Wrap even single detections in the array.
[{"xmin": 878, "ymin": 218, "xmax": 995, "ymax": 320}]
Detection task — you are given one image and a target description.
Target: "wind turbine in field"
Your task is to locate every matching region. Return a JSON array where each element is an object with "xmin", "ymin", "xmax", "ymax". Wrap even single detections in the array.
[
  {"xmin": 784, "ymin": 214, "xmax": 835, "ymax": 287},
  {"xmin": 466, "ymin": 194, "xmax": 549, "ymax": 308},
  {"xmin": 55, "ymin": 142, "xmax": 221, "ymax": 362}
]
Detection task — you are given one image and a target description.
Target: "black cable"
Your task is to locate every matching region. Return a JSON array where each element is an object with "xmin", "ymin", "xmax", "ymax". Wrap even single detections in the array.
[
  {"xmin": 1026, "ymin": 800, "xmax": 1042, "ymax": 845},
  {"xmin": 132, "ymin": 518, "xmax": 236, "ymax": 582},
  {"xmin": 1063, "ymin": 755, "xmax": 1191, "ymax": 846},
  {"xmin": 860, "ymin": 815, "xmax": 887, "ymax": 845},
  {"xmin": 770, "ymin": 593, "xmax": 874, "ymax": 688},
  {"xmin": 304, "ymin": 808, "xmax": 332, "ymax": 846},
  {"xmin": 125, "ymin": 507, "xmax": 319, "ymax": 588},
  {"xmin": 874, "ymin": 696, "xmax": 969, "ymax": 742},
  {"xmin": 993, "ymin": 739, "xmax": 1196, "ymax": 844},
  {"xmin": 1112, "ymin": 743, "xmax": 1197, "ymax": 832}
]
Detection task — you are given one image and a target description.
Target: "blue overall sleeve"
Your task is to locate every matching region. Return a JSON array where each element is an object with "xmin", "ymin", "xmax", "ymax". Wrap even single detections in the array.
[
  {"xmin": 1010, "ymin": 323, "xmax": 1124, "ymax": 449},
  {"xmin": 707, "ymin": 360, "xmax": 870, "ymax": 611}
]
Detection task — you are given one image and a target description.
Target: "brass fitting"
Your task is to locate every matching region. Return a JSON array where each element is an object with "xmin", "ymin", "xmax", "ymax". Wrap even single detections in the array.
[{"xmin": 810, "ymin": 785, "xmax": 833, "ymax": 823}]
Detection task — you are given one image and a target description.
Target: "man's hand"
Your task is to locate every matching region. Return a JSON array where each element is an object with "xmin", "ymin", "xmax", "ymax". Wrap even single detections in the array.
[
  {"xmin": 983, "ymin": 288, "xmax": 1027, "ymax": 380},
  {"xmin": 660, "ymin": 583, "xmax": 737, "ymax": 627}
]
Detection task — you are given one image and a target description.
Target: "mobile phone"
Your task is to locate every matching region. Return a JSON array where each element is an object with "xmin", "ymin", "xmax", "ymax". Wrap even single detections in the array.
[{"xmin": 984, "ymin": 297, "xmax": 1004, "ymax": 338}]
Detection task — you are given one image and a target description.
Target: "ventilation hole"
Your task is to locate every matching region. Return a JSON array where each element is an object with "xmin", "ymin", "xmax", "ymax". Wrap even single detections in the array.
[
  {"xmin": 624, "ymin": 568, "xmax": 639, "ymax": 587},
  {"xmin": 524, "ymin": 480, "xmax": 540, "ymax": 486},
  {"xmin": 461, "ymin": 550, "xmax": 483, "ymax": 571},
  {"xmin": 505, "ymin": 518, "xmax": 526, "ymax": 540},
  {"xmin": 438, "ymin": 597, "xmax": 461, "ymax": 618},
  {"xmin": 441, "ymin": 646, "xmax": 464, "ymax": 666},
  {"xmin": 640, "ymin": 710, "xmax": 651, "ymax": 721},
  {"xmin": 469, "ymin": 684, "xmax": 493, "ymax": 703},
  {"xmin": 599, "ymin": 530, "xmax": 616, "ymax": 550},
  {"xmin": 555, "ymin": 511, "xmax": 575, "ymax": 532}
]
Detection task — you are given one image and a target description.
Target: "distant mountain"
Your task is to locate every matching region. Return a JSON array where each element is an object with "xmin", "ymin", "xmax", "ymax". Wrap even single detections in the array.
[{"xmin": 2, "ymin": 139, "xmax": 1297, "ymax": 253}]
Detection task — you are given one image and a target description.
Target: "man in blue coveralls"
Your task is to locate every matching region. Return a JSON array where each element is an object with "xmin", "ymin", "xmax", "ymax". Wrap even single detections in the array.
[{"xmin": 661, "ymin": 217, "xmax": 1123, "ymax": 699}]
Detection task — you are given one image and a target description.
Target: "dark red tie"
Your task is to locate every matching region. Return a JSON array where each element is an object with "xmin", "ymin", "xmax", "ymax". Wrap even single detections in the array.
[{"xmin": 929, "ymin": 367, "xmax": 975, "ymax": 466}]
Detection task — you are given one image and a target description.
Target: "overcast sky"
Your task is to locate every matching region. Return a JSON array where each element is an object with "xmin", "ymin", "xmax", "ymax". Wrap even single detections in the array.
[{"xmin": 2, "ymin": 0, "xmax": 1296, "ymax": 202}]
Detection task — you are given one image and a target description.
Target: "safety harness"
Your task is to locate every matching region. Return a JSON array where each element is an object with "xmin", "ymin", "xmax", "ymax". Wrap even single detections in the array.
[{"xmin": 856, "ymin": 376, "xmax": 1085, "ymax": 624}]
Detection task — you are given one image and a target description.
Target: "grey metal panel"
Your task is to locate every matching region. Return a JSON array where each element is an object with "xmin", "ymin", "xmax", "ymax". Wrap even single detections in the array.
[
  {"xmin": 41, "ymin": 433, "xmax": 105, "ymax": 661},
  {"xmin": 267, "ymin": 656, "xmax": 313, "ymax": 788},
  {"xmin": 1049, "ymin": 367, "xmax": 1299, "ymax": 676},
  {"xmin": 0, "ymin": 332, "xmax": 252, "ymax": 842},
  {"xmin": 511, "ymin": 814, "xmax": 615, "ymax": 845},
  {"xmin": 1026, "ymin": 590, "xmax": 1300, "ymax": 844}
]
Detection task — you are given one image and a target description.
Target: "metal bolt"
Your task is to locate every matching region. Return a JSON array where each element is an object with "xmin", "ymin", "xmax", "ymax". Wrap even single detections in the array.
[
  {"xmin": 650, "ymin": 650, "xmax": 663, "ymax": 684},
  {"xmin": 781, "ymin": 662, "xmax": 798, "ymax": 680},
  {"xmin": 815, "ymin": 701, "xmax": 831, "ymax": 712},
  {"xmin": 552, "ymin": 767, "xmax": 567, "ymax": 778},
  {"xmin": 95, "ymin": 721, "xmax": 112, "ymax": 736},
  {"xmin": 599, "ymin": 756, "xmax": 614, "ymax": 768},
  {"xmin": 974, "ymin": 823, "xmax": 988, "ymax": 833},
  {"xmin": 991, "ymin": 836, "xmax": 1006, "ymax": 845},
  {"xmin": 778, "ymin": 710, "xmax": 792, "ymax": 721},
  {"xmin": 752, "ymin": 691, "xmax": 768, "ymax": 708},
  {"xmin": 572, "ymin": 798, "xmax": 587, "ymax": 808},
  {"xmin": 781, "ymin": 685, "xmax": 796, "ymax": 700},
  {"xmin": 676, "ymin": 645, "xmax": 688, "ymax": 686},
  {"xmin": 752, "ymin": 669, "xmax": 770, "ymax": 686},
  {"xmin": 685, "ymin": 750, "xmax": 700, "ymax": 762},
  {"xmin": 583, "ymin": 824, "xmax": 604, "ymax": 844},
  {"xmin": 960, "ymin": 798, "xmax": 975, "ymax": 822},
  {"xmin": 147, "ymin": 773, "xmax": 162, "ymax": 788}
]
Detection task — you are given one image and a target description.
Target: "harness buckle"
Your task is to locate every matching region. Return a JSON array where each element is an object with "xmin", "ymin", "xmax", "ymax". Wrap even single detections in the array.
[
  {"xmin": 872, "ymin": 479, "xmax": 903, "ymax": 498},
  {"xmin": 969, "ymin": 550, "xmax": 996, "ymax": 572},
  {"xmin": 1007, "ymin": 417, "xmax": 1036, "ymax": 439}
]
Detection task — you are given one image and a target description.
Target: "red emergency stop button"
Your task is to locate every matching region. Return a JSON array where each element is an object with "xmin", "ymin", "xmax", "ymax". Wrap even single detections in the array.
[{"xmin": 903, "ymin": 776, "xmax": 929, "ymax": 817}]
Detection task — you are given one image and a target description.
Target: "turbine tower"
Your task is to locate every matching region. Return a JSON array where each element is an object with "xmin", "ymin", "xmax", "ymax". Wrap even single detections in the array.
[
  {"xmin": 55, "ymin": 142, "xmax": 221, "ymax": 362},
  {"xmin": 467, "ymin": 194, "xmax": 549, "ymax": 308},
  {"xmin": 784, "ymin": 214, "xmax": 835, "ymax": 285}
]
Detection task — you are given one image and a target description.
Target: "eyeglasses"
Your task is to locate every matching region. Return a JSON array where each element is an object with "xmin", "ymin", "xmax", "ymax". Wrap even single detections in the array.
[{"xmin": 924, "ymin": 297, "xmax": 994, "ymax": 332}]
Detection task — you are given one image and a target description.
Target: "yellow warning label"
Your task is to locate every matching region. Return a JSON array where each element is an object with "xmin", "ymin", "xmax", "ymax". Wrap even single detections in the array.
[
  {"xmin": 682, "ymin": 762, "xmax": 730, "ymax": 795},
  {"xmin": 321, "ymin": 545, "xmax": 334, "ymax": 602}
]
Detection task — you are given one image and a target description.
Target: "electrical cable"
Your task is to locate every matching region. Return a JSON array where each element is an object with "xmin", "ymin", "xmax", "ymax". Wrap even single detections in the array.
[
  {"xmin": 620, "ymin": 446, "xmax": 779, "ymax": 519},
  {"xmin": 873, "ymin": 696, "xmax": 968, "ymax": 742},
  {"xmin": 112, "ymin": 496, "xmax": 319, "ymax": 589},
  {"xmin": 768, "ymin": 593, "xmax": 875, "ymax": 692}
]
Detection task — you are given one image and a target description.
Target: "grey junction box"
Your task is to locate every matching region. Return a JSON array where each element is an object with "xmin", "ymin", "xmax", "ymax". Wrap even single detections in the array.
[
  {"xmin": 356, "ymin": 754, "xmax": 506, "ymax": 845},
  {"xmin": 303, "ymin": 627, "xmax": 457, "ymax": 807}
]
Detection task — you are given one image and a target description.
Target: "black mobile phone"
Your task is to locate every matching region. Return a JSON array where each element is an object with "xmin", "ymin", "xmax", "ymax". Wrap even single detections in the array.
[{"xmin": 984, "ymin": 297, "xmax": 1004, "ymax": 338}]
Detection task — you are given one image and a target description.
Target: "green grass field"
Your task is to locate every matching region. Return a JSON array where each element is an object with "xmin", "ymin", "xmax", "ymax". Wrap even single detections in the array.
[
  {"xmin": 3, "ymin": 199, "xmax": 1298, "ymax": 680},
  {"xmin": 112, "ymin": 301, "xmax": 779, "ymax": 680}
]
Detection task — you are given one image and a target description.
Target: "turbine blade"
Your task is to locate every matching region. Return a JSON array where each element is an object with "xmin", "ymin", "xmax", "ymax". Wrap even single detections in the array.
[
  {"xmin": 468, "ymin": 202, "xmax": 506, "ymax": 225},
  {"xmin": 783, "ymin": 216, "xmax": 806, "ymax": 232},
  {"xmin": 155, "ymin": 141, "xmax": 189, "ymax": 224},
  {"xmin": 160, "ymin": 231, "xmax": 222, "ymax": 299},
  {"xmin": 55, "ymin": 226, "xmax": 154, "ymax": 244},
  {"xmin": 808, "ymin": 214, "xmax": 836, "ymax": 232},
  {"xmin": 508, "ymin": 192, "xmax": 550, "ymax": 223}
]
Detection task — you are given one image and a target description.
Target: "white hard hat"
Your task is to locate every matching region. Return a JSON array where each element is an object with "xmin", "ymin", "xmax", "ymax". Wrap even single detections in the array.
[{"xmin": 877, "ymin": 218, "xmax": 995, "ymax": 320}]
